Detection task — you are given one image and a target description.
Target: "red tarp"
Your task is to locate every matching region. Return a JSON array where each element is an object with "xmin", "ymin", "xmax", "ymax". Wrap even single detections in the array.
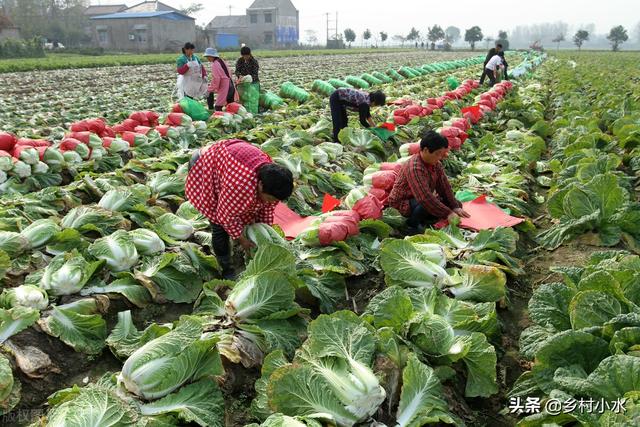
[
  {"xmin": 435, "ymin": 195, "xmax": 524, "ymax": 230},
  {"xmin": 273, "ymin": 202, "xmax": 318, "ymax": 239}
]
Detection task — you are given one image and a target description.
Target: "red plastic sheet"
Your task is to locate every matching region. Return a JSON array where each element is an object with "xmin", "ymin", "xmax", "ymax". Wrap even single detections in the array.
[
  {"xmin": 435, "ymin": 195, "xmax": 524, "ymax": 230},
  {"xmin": 321, "ymin": 193, "xmax": 341, "ymax": 213},
  {"xmin": 273, "ymin": 202, "xmax": 318, "ymax": 239}
]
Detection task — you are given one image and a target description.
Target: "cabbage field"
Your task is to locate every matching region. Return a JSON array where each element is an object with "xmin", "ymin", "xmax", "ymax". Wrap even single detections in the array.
[{"xmin": 1, "ymin": 49, "xmax": 640, "ymax": 427}]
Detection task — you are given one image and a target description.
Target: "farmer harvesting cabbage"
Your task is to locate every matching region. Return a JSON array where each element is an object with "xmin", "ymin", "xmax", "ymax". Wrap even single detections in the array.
[
  {"xmin": 176, "ymin": 42, "xmax": 207, "ymax": 99},
  {"xmin": 235, "ymin": 46, "xmax": 260, "ymax": 114},
  {"xmin": 329, "ymin": 88, "xmax": 386, "ymax": 142},
  {"xmin": 185, "ymin": 139, "xmax": 294, "ymax": 279},
  {"xmin": 203, "ymin": 47, "xmax": 238, "ymax": 111},
  {"xmin": 388, "ymin": 130, "xmax": 469, "ymax": 234},
  {"xmin": 480, "ymin": 43, "xmax": 505, "ymax": 86}
]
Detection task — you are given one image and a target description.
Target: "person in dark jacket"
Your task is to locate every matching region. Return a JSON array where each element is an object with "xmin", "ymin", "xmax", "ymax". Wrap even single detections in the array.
[
  {"xmin": 235, "ymin": 46, "xmax": 259, "ymax": 83},
  {"xmin": 480, "ymin": 43, "xmax": 509, "ymax": 84},
  {"xmin": 329, "ymin": 88, "xmax": 386, "ymax": 142}
]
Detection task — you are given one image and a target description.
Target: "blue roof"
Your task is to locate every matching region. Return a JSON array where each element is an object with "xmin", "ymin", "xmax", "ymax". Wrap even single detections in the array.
[{"xmin": 91, "ymin": 11, "xmax": 194, "ymax": 20}]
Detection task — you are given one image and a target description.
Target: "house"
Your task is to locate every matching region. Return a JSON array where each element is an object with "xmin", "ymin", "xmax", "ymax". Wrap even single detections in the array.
[
  {"xmin": 206, "ymin": 0, "xmax": 299, "ymax": 49},
  {"xmin": 89, "ymin": 1, "xmax": 195, "ymax": 52},
  {"xmin": 0, "ymin": 14, "xmax": 20, "ymax": 41},
  {"xmin": 83, "ymin": 4, "xmax": 128, "ymax": 18}
]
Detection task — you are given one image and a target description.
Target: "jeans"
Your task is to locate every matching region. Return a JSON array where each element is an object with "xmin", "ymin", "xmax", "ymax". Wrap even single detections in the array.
[{"xmin": 329, "ymin": 91, "xmax": 348, "ymax": 142}]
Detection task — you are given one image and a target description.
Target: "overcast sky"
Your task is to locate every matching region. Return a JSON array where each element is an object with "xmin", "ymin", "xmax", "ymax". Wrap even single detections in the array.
[{"xmin": 101, "ymin": 0, "xmax": 640, "ymax": 42}]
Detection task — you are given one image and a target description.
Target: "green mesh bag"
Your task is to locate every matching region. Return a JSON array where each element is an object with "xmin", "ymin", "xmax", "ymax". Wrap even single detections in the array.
[
  {"xmin": 360, "ymin": 73, "xmax": 383, "ymax": 86},
  {"xmin": 259, "ymin": 90, "xmax": 285, "ymax": 110},
  {"xmin": 178, "ymin": 97, "xmax": 211, "ymax": 121},
  {"xmin": 446, "ymin": 76, "xmax": 460, "ymax": 90},
  {"xmin": 386, "ymin": 69, "xmax": 404, "ymax": 81},
  {"xmin": 372, "ymin": 71, "xmax": 393, "ymax": 83},
  {"xmin": 345, "ymin": 76, "xmax": 370, "ymax": 89},
  {"xmin": 327, "ymin": 78, "xmax": 353, "ymax": 89},
  {"xmin": 238, "ymin": 82, "xmax": 260, "ymax": 114},
  {"xmin": 279, "ymin": 82, "xmax": 310, "ymax": 103},
  {"xmin": 311, "ymin": 80, "xmax": 336, "ymax": 97}
]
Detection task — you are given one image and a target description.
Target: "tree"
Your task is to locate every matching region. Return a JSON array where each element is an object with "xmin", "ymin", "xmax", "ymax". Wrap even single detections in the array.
[
  {"xmin": 379, "ymin": 31, "xmax": 388, "ymax": 46},
  {"xmin": 304, "ymin": 30, "xmax": 318, "ymax": 46},
  {"xmin": 465, "ymin": 26, "xmax": 483, "ymax": 51},
  {"xmin": 406, "ymin": 27, "xmax": 420, "ymax": 43},
  {"xmin": 180, "ymin": 3, "xmax": 203, "ymax": 16},
  {"xmin": 573, "ymin": 30, "xmax": 589, "ymax": 50},
  {"xmin": 427, "ymin": 25, "xmax": 445, "ymax": 50},
  {"xmin": 344, "ymin": 28, "xmax": 356, "ymax": 48},
  {"xmin": 484, "ymin": 36, "xmax": 494, "ymax": 49},
  {"xmin": 496, "ymin": 30, "xmax": 509, "ymax": 50},
  {"xmin": 392, "ymin": 34, "xmax": 406, "ymax": 48},
  {"xmin": 444, "ymin": 26, "xmax": 461, "ymax": 44},
  {"xmin": 607, "ymin": 25, "xmax": 628, "ymax": 51},
  {"xmin": 363, "ymin": 28, "xmax": 371, "ymax": 47},
  {"xmin": 551, "ymin": 33, "xmax": 565, "ymax": 50}
]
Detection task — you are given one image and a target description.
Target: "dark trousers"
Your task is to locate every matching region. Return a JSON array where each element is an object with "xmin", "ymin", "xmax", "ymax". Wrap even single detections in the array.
[
  {"xmin": 480, "ymin": 64, "xmax": 508, "ymax": 83},
  {"xmin": 329, "ymin": 91, "xmax": 348, "ymax": 142},
  {"xmin": 206, "ymin": 93, "xmax": 223, "ymax": 111},
  {"xmin": 407, "ymin": 199, "xmax": 437, "ymax": 228},
  {"xmin": 483, "ymin": 68, "xmax": 497, "ymax": 86}
]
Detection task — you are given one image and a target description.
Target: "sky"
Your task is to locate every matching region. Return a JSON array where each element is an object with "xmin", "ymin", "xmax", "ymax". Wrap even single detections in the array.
[{"xmin": 97, "ymin": 0, "xmax": 640, "ymax": 43}]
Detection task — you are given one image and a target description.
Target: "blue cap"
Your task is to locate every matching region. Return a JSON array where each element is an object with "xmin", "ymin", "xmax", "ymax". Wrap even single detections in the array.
[{"xmin": 203, "ymin": 47, "xmax": 219, "ymax": 58}]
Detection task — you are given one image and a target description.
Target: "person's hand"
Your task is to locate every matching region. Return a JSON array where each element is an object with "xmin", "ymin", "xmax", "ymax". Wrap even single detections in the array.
[
  {"xmin": 454, "ymin": 208, "xmax": 471, "ymax": 218},
  {"xmin": 447, "ymin": 211, "xmax": 460, "ymax": 224},
  {"xmin": 237, "ymin": 236, "xmax": 255, "ymax": 253}
]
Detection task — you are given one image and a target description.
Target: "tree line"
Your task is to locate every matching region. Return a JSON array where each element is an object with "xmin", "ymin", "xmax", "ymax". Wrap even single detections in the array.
[{"xmin": 340, "ymin": 23, "xmax": 637, "ymax": 51}]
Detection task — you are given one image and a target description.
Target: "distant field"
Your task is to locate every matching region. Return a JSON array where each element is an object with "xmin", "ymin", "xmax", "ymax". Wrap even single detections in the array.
[{"xmin": 0, "ymin": 48, "xmax": 420, "ymax": 73}]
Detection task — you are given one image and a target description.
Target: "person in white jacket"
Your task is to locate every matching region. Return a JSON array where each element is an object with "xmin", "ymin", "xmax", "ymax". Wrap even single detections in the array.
[{"xmin": 483, "ymin": 54, "xmax": 504, "ymax": 86}]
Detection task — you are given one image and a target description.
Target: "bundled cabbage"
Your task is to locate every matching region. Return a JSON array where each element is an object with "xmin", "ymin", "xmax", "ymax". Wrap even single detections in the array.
[
  {"xmin": 0, "ymin": 285, "xmax": 48, "ymax": 310},
  {"xmin": 0, "ymin": 354, "xmax": 20, "ymax": 415},
  {"xmin": 88, "ymin": 230, "xmax": 139, "ymax": 272},
  {"xmin": 244, "ymin": 223, "xmax": 286, "ymax": 247},
  {"xmin": 0, "ymin": 231, "xmax": 29, "ymax": 257},
  {"xmin": 119, "ymin": 316, "xmax": 223, "ymax": 399},
  {"xmin": 154, "ymin": 213, "xmax": 194, "ymax": 242},
  {"xmin": 40, "ymin": 250, "xmax": 103, "ymax": 296},
  {"xmin": 258, "ymin": 311, "xmax": 386, "ymax": 426},
  {"xmin": 20, "ymin": 218, "xmax": 60, "ymax": 249},
  {"xmin": 128, "ymin": 229, "xmax": 165, "ymax": 255}
]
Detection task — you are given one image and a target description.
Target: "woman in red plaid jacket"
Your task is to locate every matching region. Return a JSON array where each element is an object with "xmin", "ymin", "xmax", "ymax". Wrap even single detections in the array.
[{"xmin": 185, "ymin": 139, "xmax": 294, "ymax": 278}]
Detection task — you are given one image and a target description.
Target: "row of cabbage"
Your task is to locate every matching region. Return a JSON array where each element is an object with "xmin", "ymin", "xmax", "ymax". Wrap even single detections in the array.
[
  {"xmin": 508, "ymin": 53, "xmax": 640, "ymax": 425},
  {"xmin": 0, "ymin": 56, "xmax": 497, "ymax": 422},
  {"xmin": 2, "ymin": 56, "xmax": 547, "ymax": 425}
]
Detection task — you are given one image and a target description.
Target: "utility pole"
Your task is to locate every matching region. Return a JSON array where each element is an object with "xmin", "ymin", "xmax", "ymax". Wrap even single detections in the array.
[
  {"xmin": 228, "ymin": 5, "xmax": 234, "ymax": 15},
  {"xmin": 326, "ymin": 12, "xmax": 337, "ymax": 47},
  {"xmin": 325, "ymin": 12, "xmax": 329, "ymax": 46}
]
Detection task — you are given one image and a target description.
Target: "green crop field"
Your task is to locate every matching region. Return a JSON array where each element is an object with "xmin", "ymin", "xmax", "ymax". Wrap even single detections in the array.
[
  {"xmin": 1, "ymin": 49, "xmax": 640, "ymax": 427},
  {"xmin": 0, "ymin": 48, "xmax": 421, "ymax": 73}
]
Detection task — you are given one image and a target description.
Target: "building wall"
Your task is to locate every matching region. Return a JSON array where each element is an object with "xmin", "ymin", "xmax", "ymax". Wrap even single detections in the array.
[
  {"xmin": 151, "ymin": 19, "xmax": 196, "ymax": 51},
  {"xmin": 243, "ymin": 6, "xmax": 298, "ymax": 48},
  {"xmin": 92, "ymin": 17, "xmax": 195, "ymax": 52}
]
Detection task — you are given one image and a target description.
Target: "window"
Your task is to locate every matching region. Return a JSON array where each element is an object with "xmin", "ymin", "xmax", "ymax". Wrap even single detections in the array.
[
  {"xmin": 97, "ymin": 30, "xmax": 109, "ymax": 43},
  {"xmin": 249, "ymin": 14, "xmax": 257, "ymax": 24},
  {"xmin": 264, "ymin": 13, "xmax": 272, "ymax": 23},
  {"xmin": 135, "ymin": 29, "xmax": 147, "ymax": 43},
  {"xmin": 264, "ymin": 32, "xmax": 273, "ymax": 44}
]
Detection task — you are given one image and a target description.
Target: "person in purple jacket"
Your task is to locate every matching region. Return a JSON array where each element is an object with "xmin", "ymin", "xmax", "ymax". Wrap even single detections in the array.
[{"xmin": 329, "ymin": 88, "xmax": 386, "ymax": 142}]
